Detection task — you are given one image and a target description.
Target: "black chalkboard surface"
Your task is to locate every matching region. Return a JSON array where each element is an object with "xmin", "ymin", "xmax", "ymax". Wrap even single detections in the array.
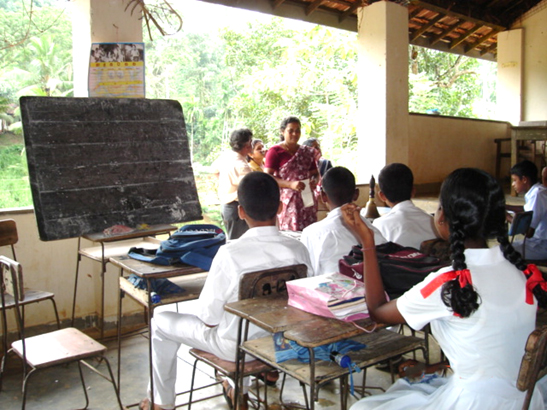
[{"xmin": 21, "ymin": 97, "xmax": 203, "ymax": 241}]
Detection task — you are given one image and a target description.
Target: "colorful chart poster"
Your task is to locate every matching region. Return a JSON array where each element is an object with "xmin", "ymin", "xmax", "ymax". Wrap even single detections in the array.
[{"xmin": 88, "ymin": 42, "xmax": 145, "ymax": 98}]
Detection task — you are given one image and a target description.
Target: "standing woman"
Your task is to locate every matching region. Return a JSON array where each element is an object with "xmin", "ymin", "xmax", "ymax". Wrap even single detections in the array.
[{"xmin": 265, "ymin": 117, "xmax": 319, "ymax": 231}]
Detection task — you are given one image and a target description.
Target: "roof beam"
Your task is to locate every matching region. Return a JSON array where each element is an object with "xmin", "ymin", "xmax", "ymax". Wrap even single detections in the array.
[
  {"xmin": 272, "ymin": 0, "xmax": 285, "ymax": 10},
  {"xmin": 450, "ymin": 25, "xmax": 481, "ymax": 50},
  {"xmin": 306, "ymin": 0, "xmax": 327, "ymax": 15},
  {"xmin": 339, "ymin": 0, "xmax": 366, "ymax": 22},
  {"xmin": 464, "ymin": 28, "xmax": 501, "ymax": 53},
  {"xmin": 429, "ymin": 20, "xmax": 461, "ymax": 46},
  {"xmin": 409, "ymin": 0, "xmax": 505, "ymax": 31},
  {"xmin": 410, "ymin": 13, "xmax": 445, "ymax": 41}
]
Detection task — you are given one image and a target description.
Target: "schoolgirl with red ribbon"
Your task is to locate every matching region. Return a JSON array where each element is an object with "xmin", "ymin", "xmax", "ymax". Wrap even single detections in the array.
[{"xmin": 342, "ymin": 168, "xmax": 547, "ymax": 410}]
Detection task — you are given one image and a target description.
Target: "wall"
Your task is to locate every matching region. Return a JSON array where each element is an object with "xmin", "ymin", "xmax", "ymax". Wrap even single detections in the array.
[{"xmin": 408, "ymin": 114, "xmax": 511, "ymax": 186}]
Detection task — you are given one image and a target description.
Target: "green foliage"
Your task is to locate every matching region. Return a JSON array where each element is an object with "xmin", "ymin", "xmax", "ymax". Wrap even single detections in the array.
[
  {"xmin": 0, "ymin": 144, "xmax": 32, "ymax": 208},
  {"xmin": 408, "ymin": 46, "xmax": 496, "ymax": 117}
]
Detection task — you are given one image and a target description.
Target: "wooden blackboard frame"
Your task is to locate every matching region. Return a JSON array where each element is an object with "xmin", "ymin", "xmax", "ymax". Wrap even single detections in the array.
[{"xmin": 21, "ymin": 97, "xmax": 202, "ymax": 241}]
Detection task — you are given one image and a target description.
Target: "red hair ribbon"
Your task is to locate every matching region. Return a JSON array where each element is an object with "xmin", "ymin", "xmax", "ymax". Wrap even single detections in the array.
[
  {"xmin": 420, "ymin": 269, "xmax": 472, "ymax": 299},
  {"xmin": 524, "ymin": 264, "xmax": 547, "ymax": 305}
]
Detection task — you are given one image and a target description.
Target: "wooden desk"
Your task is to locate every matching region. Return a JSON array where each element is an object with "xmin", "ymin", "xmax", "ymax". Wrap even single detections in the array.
[
  {"xmin": 511, "ymin": 125, "xmax": 547, "ymax": 175},
  {"xmin": 225, "ymin": 296, "xmax": 425, "ymax": 410},
  {"xmin": 111, "ymin": 254, "xmax": 206, "ymax": 409},
  {"xmin": 71, "ymin": 224, "xmax": 177, "ymax": 339}
]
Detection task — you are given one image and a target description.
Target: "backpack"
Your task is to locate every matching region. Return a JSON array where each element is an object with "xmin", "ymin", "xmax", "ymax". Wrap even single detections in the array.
[
  {"xmin": 128, "ymin": 224, "xmax": 226, "ymax": 271},
  {"xmin": 339, "ymin": 242, "xmax": 449, "ymax": 299}
]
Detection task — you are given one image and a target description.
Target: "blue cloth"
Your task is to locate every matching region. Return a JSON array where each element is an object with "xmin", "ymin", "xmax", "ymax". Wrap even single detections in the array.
[{"xmin": 127, "ymin": 274, "xmax": 184, "ymax": 295}]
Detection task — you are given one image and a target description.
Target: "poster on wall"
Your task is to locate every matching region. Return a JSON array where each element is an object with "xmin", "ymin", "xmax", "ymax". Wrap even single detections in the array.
[{"xmin": 88, "ymin": 42, "xmax": 145, "ymax": 98}]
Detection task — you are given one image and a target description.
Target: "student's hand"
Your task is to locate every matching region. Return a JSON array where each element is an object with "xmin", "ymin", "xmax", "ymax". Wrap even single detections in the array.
[{"xmin": 341, "ymin": 203, "xmax": 375, "ymax": 248}]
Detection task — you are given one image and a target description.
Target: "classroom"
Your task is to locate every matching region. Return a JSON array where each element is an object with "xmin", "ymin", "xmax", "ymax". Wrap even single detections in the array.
[{"xmin": 1, "ymin": 1, "xmax": 547, "ymax": 409}]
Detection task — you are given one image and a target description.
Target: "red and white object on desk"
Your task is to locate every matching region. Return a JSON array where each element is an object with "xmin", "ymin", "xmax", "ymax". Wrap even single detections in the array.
[{"xmin": 287, "ymin": 272, "xmax": 369, "ymax": 322}]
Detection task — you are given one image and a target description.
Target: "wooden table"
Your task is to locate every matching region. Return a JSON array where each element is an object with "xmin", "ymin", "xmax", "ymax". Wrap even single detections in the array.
[
  {"xmin": 225, "ymin": 296, "xmax": 425, "ymax": 410},
  {"xmin": 71, "ymin": 224, "xmax": 177, "ymax": 339},
  {"xmin": 511, "ymin": 124, "xmax": 547, "ymax": 174},
  {"xmin": 111, "ymin": 254, "xmax": 206, "ymax": 408}
]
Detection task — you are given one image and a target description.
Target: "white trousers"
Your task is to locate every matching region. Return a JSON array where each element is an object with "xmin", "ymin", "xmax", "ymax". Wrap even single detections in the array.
[{"xmin": 147, "ymin": 311, "xmax": 250, "ymax": 409}]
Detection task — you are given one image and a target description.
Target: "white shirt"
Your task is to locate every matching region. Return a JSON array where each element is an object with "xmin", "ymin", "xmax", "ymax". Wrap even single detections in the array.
[
  {"xmin": 524, "ymin": 182, "xmax": 547, "ymax": 240},
  {"xmin": 371, "ymin": 200, "xmax": 437, "ymax": 249},
  {"xmin": 301, "ymin": 207, "xmax": 387, "ymax": 276},
  {"xmin": 195, "ymin": 226, "xmax": 313, "ymax": 352},
  {"xmin": 211, "ymin": 150, "xmax": 252, "ymax": 204},
  {"xmin": 352, "ymin": 247, "xmax": 543, "ymax": 410}
]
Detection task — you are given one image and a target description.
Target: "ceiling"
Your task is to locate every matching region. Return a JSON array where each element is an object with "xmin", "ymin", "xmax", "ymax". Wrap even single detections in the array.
[{"xmin": 197, "ymin": 0, "xmax": 546, "ymax": 61}]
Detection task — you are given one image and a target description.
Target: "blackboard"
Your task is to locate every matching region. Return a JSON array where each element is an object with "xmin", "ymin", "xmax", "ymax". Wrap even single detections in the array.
[{"xmin": 20, "ymin": 97, "xmax": 203, "ymax": 241}]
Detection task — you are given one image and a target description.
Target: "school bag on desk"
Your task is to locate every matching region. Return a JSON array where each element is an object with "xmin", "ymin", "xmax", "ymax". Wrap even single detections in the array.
[
  {"xmin": 128, "ymin": 224, "xmax": 225, "ymax": 271},
  {"xmin": 339, "ymin": 242, "xmax": 449, "ymax": 299}
]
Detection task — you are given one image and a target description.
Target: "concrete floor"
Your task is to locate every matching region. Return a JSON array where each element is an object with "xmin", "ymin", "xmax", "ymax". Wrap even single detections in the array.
[{"xmin": 0, "ymin": 318, "xmax": 439, "ymax": 410}]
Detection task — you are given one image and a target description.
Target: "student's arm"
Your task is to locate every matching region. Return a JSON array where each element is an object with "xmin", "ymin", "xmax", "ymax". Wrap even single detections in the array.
[{"xmin": 340, "ymin": 204, "xmax": 406, "ymax": 325}]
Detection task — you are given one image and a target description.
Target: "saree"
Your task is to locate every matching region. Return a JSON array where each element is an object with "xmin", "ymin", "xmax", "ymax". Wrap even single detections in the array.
[{"xmin": 276, "ymin": 145, "xmax": 318, "ymax": 231}]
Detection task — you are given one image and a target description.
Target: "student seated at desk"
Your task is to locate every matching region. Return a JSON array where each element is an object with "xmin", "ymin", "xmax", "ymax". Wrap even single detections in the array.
[
  {"xmin": 509, "ymin": 160, "xmax": 547, "ymax": 260},
  {"xmin": 342, "ymin": 168, "xmax": 547, "ymax": 410},
  {"xmin": 367, "ymin": 163, "xmax": 438, "ymax": 249},
  {"xmin": 301, "ymin": 166, "xmax": 386, "ymax": 276},
  {"xmin": 139, "ymin": 172, "xmax": 313, "ymax": 410}
]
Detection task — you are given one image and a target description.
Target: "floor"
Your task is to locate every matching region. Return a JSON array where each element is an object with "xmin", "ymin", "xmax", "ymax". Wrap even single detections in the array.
[{"xmin": 0, "ymin": 309, "xmax": 441, "ymax": 410}]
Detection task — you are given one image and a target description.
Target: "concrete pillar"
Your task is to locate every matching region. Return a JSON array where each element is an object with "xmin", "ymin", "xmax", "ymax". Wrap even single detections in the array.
[
  {"xmin": 356, "ymin": 2, "xmax": 409, "ymax": 183},
  {"xmin": 70, "ymin": 0, "xmax": 143, "ymax": 97},
  {"xmin": 496, "ymin": 29, "xmax": 523, "ymax": 125}
]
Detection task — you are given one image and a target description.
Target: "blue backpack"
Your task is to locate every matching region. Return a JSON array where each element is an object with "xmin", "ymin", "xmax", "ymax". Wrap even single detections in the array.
[{"xmin": 128, "ymin": 224, "xmax": 226, "ymax": 271}]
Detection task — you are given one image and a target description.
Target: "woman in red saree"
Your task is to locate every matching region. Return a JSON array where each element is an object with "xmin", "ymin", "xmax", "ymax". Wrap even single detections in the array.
[{"xmin": 265, "ymin": 117, "xmax": 320, "ymax": 231}]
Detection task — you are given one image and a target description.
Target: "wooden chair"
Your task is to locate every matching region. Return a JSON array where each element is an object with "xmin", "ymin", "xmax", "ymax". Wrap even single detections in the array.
[
  {"xmin": 0, "ymin": 219, "xmax": 60, "ymax": 358},
  {"xmin": 0, "ymin": 256, "xmax": 124, "ymax": 410},
  {"xmin": 186, "ymin": 264, "xmax": 308, "ymax": 410},
  {"xmin": 517, "ymin": 325, "xmax": 547, "ymax": 410}
]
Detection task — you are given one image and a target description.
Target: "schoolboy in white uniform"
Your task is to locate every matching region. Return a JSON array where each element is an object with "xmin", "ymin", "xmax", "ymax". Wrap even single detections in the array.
[
  {"xmin": 510, "ymin": 160, "xmax": 547, "ymax": 260},
  {"xmin": 301, "ymin": 167, "xmax": 386, "ymax": 276},
  {"xmin": 139, "ymin": 172, "xmax": 313, "ymax": 410},
  {"xmin": 370, "ymin": 163, "xmax": 438, "ymax": 249}
]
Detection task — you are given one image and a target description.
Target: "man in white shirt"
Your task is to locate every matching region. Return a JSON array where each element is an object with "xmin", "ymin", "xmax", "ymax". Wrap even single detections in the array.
[
  {"xmin": 301, "ymin": 167, "xmax": 386, "ymax": 276},
  {"xmin": 510, "ymin": 160, "xmax": 547, "ymax": 260},
  {"xmin": 212, "ymin": 128, "xmax": 253, "ymax": 239},
  {"xmin": 371, "ymin": 163, "xmax": 438, "ymax": 249},
  {"xmin": 139, "ymin": 172, "xmax": 313, "ymax": 410}
]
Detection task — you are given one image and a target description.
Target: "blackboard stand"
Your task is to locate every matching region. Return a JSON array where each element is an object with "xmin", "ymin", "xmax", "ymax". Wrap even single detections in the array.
[{"xmin": 71, "ymin": 224, "xmax": 177, "ymax": 339}]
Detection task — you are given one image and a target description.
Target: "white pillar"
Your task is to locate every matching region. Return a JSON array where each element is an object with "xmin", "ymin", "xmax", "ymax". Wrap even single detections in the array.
[
  {"xmin": 496, "ymin": 29, "xmax": 523, "ymax": 125},
  {"xmin": 70, "ymin": 0, "xmax": 143, "ymax": 97},
  {"xmin": 356, "ymin": 2, "xmax": 409, "ymax": 183}
]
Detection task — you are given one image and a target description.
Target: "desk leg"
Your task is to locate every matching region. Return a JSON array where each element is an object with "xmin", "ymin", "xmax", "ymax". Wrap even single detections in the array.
[
  {"xmin": 117, "ymin": 267, "xmax": 124, "ymax": 393},
  {"xmin": 309, "ymin": 347, "xmax": 316, "ymax": 410},
  {"xmin": 146, "ymin": 279, "xmax": 156, "ymax": 409},
  {"xmin": 511, "ymin": 134, "xmax": 517, "ymax": 196},
  {"xmin": 99, "ymin": 242, "xmax": 106, "ymax": 340},
  {"xmin": 71, "ymin": 237, "xmax": 82, "ymax": 328}
]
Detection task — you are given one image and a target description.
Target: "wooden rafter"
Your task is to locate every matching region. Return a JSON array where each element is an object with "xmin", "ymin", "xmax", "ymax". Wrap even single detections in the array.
[
  {"xmin": 410, "ymin": 13, "xmax": 445, "ymax": 41},
  {"xmin": 450, "ymin": 25, "xmax": 481, "ymax": 49},
  {"xmin": 464, "ymin": 28, "xmax": 501, "ymax": 53},
  {"xmin": 339, "ymin": 0, "xmax": 366, "ymax": 22},
  {"xmin": 307, "ymin": 0, "xmax": 328, "ymax": 16},
  {"xmin": 272, "ymin": 0, "xmax": 286, "ymax": 9},
  {"xmin": 429, "ymin": 20, "xmax": 461, "ymax": 46}
]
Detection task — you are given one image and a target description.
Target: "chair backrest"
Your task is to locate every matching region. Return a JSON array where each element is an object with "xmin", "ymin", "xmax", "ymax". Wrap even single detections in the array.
[
  {"xmin": 0, "ymin": 219, "xmax": 18, "ymax": 260},
  {"xmin": 238, "ymin": 264, "xmax": 308, "ymax": 301},
  {"xmin": 0, "ymin": 255, "xmax": 24, "ymax": 303},
  {"xmin": 509, "ymin": 211, "xmax": 533, "ymax": 240},
  {"xmin": 517, "ymin": 325, "xmax": 547, "ymax": 410}
]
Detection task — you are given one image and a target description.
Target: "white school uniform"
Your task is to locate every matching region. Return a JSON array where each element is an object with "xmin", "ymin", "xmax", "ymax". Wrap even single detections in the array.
[{"xmin": 148, "ymin": 226, "xmax": 313, "ymax": 409}]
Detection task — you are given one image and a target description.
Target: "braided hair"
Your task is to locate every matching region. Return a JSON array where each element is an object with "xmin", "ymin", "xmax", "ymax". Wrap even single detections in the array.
[{"xmin": 439, "ymin": 168, "xmax": 547, "ymax": 317}]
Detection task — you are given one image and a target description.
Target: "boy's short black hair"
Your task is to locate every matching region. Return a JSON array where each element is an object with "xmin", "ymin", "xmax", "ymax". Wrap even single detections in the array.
[
  {"xmin": 230, "ymin": 128, "xmax": 253, "ymax": 152},
  {"xmin": 238, "ymin": 173, "xmax": 279, "ymax": 221},
  {"xmin": 322, "ymin": 167, "xmax": 355, "ymax": 206},
  {"xmin": 511, "ymin": 160, "xmax": 538, "ymax": 185},
  {"xmin": 378, "ymin": 163, "xmax": 413, "ymax": 203}
]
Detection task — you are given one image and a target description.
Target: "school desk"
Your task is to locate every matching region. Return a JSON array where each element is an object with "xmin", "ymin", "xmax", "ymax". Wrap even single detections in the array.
[
  {"xmin": 225, "ymin": 295, "xmax": 426, "ymax": 410},
  {"xmin": 111, "ymin": 254, "xmax": 206, "ymax": 408}
]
